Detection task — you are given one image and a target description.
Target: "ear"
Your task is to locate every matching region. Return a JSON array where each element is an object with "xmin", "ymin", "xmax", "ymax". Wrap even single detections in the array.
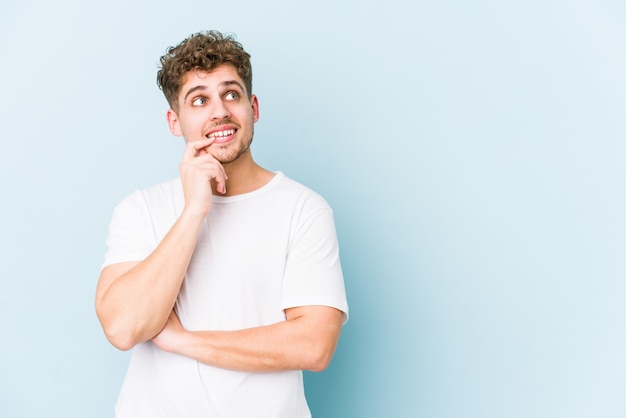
[
  {"xmin": 166, "ymin": 109, "xmax": 183, "ymax": 136},
  {"xmin": 251, "ymin": 95, "xmax": 260, "ymax": 123}
]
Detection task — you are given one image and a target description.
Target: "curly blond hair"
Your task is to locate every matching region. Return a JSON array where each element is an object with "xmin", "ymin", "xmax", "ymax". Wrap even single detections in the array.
[{"xmin": 157, "ymin": 30, "xmax": 252, "ymax": 111}]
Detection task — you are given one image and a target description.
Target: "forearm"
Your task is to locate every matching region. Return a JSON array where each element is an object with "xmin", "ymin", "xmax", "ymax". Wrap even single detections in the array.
[
  {"xmin": 96, "ymin": 209, "xmax": 205, "ymax": 350},
  {"xmin": 180, "ymin": 324, "xmax": 318, "ymax": 372},
  {"xmin": 155, "ymin": 306, "xmax": 343, "ymax": 372}
]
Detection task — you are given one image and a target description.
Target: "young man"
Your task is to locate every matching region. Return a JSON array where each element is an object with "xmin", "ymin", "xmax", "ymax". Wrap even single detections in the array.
[{"xmin": 96, "ymin": 30, "xmax": 348, "ymax": 417}]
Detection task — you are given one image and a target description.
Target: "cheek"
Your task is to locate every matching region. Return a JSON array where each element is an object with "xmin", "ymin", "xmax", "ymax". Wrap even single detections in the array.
[{"xmin": 179, "ymin": 117, "xmax": 203, "ymax": 137}]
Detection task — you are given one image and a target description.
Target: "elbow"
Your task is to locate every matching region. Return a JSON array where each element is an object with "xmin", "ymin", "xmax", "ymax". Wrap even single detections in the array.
[
  {"xmin": 97, "ymin": 309, "xmax": 142, "ymax": 351},
  {"xmin": 302, "ymin": 343, "xmax": 336, "ymax": 372},
  {"xmin": 100, "ymin": 319, "xmax": 140, "ymax": 351},
  {"xmin": 96, "ymin": 302, "xmax": 154, "ymax": 351},
  {"xmin": 307, "ymin": 359, "xmax": 332, "ymax": 373},
  {"xmin": 100, "ymin": 314, "xmax": 165, "ymax": 351},
  {"xmin": 306, "ymin": 356, "xmax": 333, "ymax": 373},
  {"xmin": 105, "ymin": 330, "xmax": 137, "ymax": 352},
  {"xmin": 297, "ymin": 322, "xmax": 343, "ymax": 372}
]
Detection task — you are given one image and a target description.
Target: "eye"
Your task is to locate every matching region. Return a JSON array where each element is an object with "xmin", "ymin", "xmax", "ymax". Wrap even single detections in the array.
[
  {"xmin": 192, "ymin": 97, "xmax": 207, "ymax": 106},
  {"xmin": 225, "ymin": 91, "xmax": 239, "ymax": 101}
]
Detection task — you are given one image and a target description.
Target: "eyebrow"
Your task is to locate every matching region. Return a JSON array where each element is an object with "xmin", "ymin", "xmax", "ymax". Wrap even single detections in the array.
[{"xmin": 183, "ymin": 80, "xmax": 246, "ymax": 102}]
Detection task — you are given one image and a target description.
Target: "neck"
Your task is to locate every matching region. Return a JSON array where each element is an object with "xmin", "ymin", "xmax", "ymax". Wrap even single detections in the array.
[{"xmin": 211, "ymin": 150, "xmax": 274, "ymax": 196}]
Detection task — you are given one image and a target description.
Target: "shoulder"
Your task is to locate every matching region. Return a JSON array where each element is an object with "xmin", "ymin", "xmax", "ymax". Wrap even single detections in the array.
[
  {"xmin": 273, "ymin": 172, "xmax": 332, "ymax": 212},
  {"xmin": 112, "ymin": 177, "xmax": 182, "ymax": 219},
  {"xmin": 116, "ymin": 178, "xmax": 182, "ymax": 206},
  {"xmin": 139, "ymin": 177, "xmax": 182, "ymax": 200}
]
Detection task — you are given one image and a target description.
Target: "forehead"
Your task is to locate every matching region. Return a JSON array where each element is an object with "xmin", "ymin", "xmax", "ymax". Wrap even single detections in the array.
[{"xmin": 180, "ymin": 64, "xmax": 245, "ymax": 93}]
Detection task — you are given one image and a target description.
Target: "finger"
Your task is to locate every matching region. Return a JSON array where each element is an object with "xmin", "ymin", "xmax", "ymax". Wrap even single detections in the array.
[
  {"xmin": 216, "ymin": 175, "xmax": 227, "ymax": 194},
  {"xmin": 203, "ymin": 161, "xmax": 227, "ymax": 194},
  {"xmin": 182, "ymin": 138, "xmax": 215, "ymax": 160},
  {"xmin": 193, "ymin": 138, "xmax": 216, "ymax": 156},
  {"xmin": 186, "ymin": 156, "xmax": 228, "ymax": 194},
  {"xmin": 192, "ymin": 154, "xmax": 228, "ymax": 180}
]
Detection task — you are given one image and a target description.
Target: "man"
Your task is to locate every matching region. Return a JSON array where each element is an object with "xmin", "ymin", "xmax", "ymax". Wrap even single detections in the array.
[{"xmin": 96, "ymin": 30, "xmax": 348, "ymax": 417}]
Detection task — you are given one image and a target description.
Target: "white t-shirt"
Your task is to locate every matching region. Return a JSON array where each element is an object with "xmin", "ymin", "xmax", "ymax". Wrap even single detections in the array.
[{"xmin": 102, "ymin": 171, "xmax": 348, "ymax": 418}]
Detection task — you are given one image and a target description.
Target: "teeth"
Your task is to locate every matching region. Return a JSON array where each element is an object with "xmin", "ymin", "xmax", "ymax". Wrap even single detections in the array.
[{"xmin": 209, "ymin": 129, "xmax": 235, "ymax": 138}]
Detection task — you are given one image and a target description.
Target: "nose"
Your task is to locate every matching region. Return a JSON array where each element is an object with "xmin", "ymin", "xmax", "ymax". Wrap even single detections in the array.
[{"xmin": 208, "ymin": 98, "xmax": 231, "ymax": 120}]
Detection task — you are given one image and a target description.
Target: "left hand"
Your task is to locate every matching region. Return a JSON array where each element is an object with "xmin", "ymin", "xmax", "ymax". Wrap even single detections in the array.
[{"xmin": 152, "ymin": 310, "xmax": 185, "ymax": 353}]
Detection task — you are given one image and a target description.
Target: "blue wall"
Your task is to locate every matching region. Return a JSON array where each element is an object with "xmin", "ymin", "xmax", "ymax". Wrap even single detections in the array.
[{"xmin": 1, "ymin": 0, "xmax": 625, "ymax": 417}]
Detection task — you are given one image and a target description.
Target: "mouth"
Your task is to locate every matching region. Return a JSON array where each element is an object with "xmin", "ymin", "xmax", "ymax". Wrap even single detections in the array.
[{"xmin": 207, "ymin": 127, "xmax": 237, "ymax": 143}]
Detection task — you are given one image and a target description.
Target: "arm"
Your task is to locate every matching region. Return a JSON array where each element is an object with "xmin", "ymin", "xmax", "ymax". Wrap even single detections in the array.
[
  {"xmin": 95, "ymin": 138, "xmax": 226, "ymax": 351},
  {"xmin": 153, "ymin": 305, "xmax": 344, "ymax": 372}
]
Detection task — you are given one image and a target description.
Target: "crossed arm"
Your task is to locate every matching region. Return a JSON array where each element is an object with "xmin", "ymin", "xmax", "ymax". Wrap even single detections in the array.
[
  {"xmin": 152, "ymin": 306, "xmax": 343, "ymax": 372},
  {"xmin": 98, "ymin": 255, "xmax": 343, "ymax": 373},
  {"xmin": 95, "ymin": 138, "xmax": 344, "ymax": 373},
  {"xmin": 95, "ymin": 214, "xmax": 344, "ymax": 373}
]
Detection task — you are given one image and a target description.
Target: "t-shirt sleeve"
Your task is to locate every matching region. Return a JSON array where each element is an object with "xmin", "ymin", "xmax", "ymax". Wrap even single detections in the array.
[
  {"xmin": 282, "ymin": 201, "xmax": 349, "ymax": 323},
  {"xmin": 101, "ymin": 190, "xmax": 156, "ymax": 269}
]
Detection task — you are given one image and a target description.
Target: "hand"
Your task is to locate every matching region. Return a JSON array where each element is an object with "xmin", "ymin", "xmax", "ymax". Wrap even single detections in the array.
[
  {"xmin": 152, "ymin": 310, "xmax": 186, "ymax": 353},
  {"xmin": 179, "ymin": 138, "xmax": 228, "ymax": 216}
]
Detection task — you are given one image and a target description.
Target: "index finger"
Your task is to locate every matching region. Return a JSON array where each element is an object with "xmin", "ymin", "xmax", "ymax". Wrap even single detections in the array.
[{"xmin": 182, "ymin": 138, "xmax": 215, "ymax": 160}]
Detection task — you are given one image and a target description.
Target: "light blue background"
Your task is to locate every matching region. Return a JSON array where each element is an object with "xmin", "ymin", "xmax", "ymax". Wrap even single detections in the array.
[{"xmin": 1, "ymin": 0, "xmax": 625, "ymax": 417}]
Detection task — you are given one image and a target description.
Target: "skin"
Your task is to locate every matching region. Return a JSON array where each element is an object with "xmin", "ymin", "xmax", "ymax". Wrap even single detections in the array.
[{"xmin": 95, "ymin": 64, "xmax": 344, "ymax": 372}]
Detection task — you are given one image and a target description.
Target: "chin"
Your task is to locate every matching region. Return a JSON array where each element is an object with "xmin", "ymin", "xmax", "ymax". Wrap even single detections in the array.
[{"xmin": 215, "ymin": 140, "xmax": 252, "ymax": 164}]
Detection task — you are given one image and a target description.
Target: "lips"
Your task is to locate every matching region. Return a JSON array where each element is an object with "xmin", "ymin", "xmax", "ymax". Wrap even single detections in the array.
[{"xmin": 207, "ymin": 127, "xmax": 236, "ymax": 143}]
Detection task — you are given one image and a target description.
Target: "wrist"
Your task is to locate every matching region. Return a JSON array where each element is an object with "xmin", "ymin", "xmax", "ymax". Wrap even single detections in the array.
[{"xmin": 180, "ymin": 204, "xmax": 210, "ymax": 225}]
